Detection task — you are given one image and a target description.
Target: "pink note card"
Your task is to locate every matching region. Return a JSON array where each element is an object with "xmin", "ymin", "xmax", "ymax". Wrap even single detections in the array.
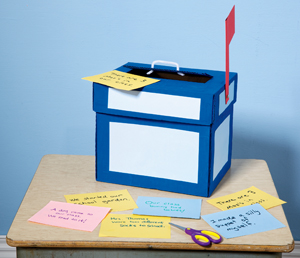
[{"xmin": 28, "ymin": 201, "xmax": 111, "ymax": 232}]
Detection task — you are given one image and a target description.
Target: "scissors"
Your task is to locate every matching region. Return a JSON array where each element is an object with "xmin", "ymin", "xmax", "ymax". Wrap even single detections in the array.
[{"xmin": 169, "ymin": 222, "xmax": 222, "ymax": 247}]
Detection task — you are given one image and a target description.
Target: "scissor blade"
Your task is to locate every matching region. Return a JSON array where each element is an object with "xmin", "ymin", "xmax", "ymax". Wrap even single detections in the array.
[{"xmin": 169, "ymin": 222, "xmax": 186, "ymax": 231}]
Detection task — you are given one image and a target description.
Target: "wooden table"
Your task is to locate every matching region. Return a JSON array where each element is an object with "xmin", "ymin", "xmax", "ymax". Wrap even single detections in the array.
[{"xmin": 6, "ymin": 155, "xmax": 294, "ymax": 257}]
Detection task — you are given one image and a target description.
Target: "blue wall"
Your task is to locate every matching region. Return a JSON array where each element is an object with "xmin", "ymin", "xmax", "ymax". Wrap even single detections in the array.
[{"xmin": 1, "ymin": 1, "xmax": 299, "ymax": 240}]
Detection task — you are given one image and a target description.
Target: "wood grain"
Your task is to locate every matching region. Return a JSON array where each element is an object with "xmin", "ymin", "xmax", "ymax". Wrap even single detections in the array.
[{"xmin": 6, "ymin": 155, "xmax": 294, "ymax": 253}]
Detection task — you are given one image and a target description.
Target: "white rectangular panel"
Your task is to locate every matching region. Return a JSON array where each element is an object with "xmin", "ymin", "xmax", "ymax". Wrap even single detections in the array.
[
  {"xmin": 219, "ymin": 81, "xmax": 235, "ymax": 115},
  {"xmin": 109, "ymin": 122, "xmax": 199, "ymax": 183},
  {"xmin": 108, "ymin": 88, "xmax": 201, "ymax": 120},
  {"xmin": 213, "ymin": 115, "xmax": 230, "ymax": 180}
]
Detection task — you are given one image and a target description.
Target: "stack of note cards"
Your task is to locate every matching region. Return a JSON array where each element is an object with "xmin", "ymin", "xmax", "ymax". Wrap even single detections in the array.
[
  {"xmin": 28, "ymin": 189, "xmax": 204, "ymax": 239},
  {"xmin": 28, "ymin": 186, "xmax": 286, "ymax": 240},
  {"xmin": 203, "ymin": 186, "xmax": 286, "ymax": 238}
]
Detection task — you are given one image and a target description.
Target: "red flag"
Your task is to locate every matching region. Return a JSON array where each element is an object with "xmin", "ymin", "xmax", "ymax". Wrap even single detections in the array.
[{"xmin": 225, "ymin": 6, "xmax": 235, "ymax": 104}]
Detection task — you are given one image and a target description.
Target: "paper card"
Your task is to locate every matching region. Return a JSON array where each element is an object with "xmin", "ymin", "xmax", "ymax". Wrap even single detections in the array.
[
  {"xmin": 207, "ymin": 186, "xmax": 286, "ymax": 211},
  {"xmin": 64, "ymin": 189, "xmax": 138, "ymax": 212},
  {"xmin": 202, "ymin": 203, "xmax": 285, "ymax": 239},
  {"xmin": 28, "ymin": 201, "xmax": 110, "ymax": 232},
  {"xmin": 99, "ymin": 214, "xmax": 171, "ymax": 239},
  {"xmin": 133, "ymin": 196, "xmax": 202, "ymax": 219},
  {"xmin": 82, "ymin": 70, "xmax": 159, "ymax": 91}
]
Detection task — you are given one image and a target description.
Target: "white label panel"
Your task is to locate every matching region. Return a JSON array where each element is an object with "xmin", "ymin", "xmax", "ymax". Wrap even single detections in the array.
[
  {"xmin": 108, "ymin": 88, "xmax": 201, "ymax": 120},
  {"xmin": 213, "ymin": 115, "xmax": 230, "ymax": 180},
  {"xmin": 109, "ymin": 122, "xmax": 200, "ymax": 183},
  {"xmin": 219, "ymin": 81, "xmax": 235, "ymax": 115}
]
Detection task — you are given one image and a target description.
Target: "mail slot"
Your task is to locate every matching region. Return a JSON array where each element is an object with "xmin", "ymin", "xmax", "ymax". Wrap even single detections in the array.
[{"xmin": 92, "ymin": 61, "xmax": 238, "ymax": 197}]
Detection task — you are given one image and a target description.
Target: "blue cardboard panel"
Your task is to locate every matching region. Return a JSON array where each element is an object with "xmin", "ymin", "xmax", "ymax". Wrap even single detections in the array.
[
  {"xmin": 93, "ymin": 62, "xmax": 237, "ymax": 126},
  {"xmin": 95, "ymin": 113, "xmax": 211, "ymax": 197},
  {"xmin": 208, "ymin": 105, "xmax": 234, "ymax": 196},
  {"xmin": 93, "ymin": 82, "xmax": 213, "ymax": 126},
  {"xmin": 215, "ymin": 73, "xmax": 238, "ymax": 120}
]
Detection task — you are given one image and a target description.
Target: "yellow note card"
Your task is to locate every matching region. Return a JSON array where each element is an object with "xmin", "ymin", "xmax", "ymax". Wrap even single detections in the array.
[
  {"xmin": 207, "ymin": 186, "xmax": 286, "ymax": 211},
  {"xmin": 64, "ymin": 189, "xmax": 138, "ymax": 212},
  {"xmin": 99, "ymin": 214, "xmax": 171, "ymax": 239},
  {"xmin": 82, "ymin": 70, "xmax": 159, "ymax": 91}
]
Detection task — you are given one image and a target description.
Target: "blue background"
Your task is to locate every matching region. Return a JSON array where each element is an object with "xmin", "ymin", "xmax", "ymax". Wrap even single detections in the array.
[{"xmin": 1, "ymin": 1, "xmax": 299, "ymax": 241}]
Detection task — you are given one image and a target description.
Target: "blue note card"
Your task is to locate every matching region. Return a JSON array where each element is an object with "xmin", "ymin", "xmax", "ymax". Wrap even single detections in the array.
[
  {"xmin": 202, "ymin": 203, "xmax": 285, "ymax": 239},
  {"xmin": 133, "ymin": 196, "xmax": 202, "ymax": 219}
]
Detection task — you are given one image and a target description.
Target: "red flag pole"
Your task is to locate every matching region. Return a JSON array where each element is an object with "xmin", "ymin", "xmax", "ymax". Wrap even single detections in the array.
[{"xmin": 225, "ymin": 5, "xmax": 235, "ymax": 104}]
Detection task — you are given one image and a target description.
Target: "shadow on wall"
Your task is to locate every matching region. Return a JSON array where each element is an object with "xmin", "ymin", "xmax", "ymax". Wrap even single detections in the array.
[{"xmin": 232, "ymin": 133, "xmax": 299, "ymax": 239}]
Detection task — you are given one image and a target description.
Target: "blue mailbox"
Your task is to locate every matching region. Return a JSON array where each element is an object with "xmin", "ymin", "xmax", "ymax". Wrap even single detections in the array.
[{"xmin": 92, "ymin": 61, "xmax": 238, "ymax": 197}]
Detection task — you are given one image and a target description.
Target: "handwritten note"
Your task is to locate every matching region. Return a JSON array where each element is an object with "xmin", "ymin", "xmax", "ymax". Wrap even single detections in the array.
[
  {"xmin": 133, "ymin": 196, "xmax": 202, "ymax": 219},
  {"xmin": 64, "ymin": 189, "xmax": 138, "ymax": 212},
  {"xmin": 99, "ymin": 214, "xmax": 171, "ymax": 239},
  {"xmin": 28, "ymin": 201, "xmax": 110, "ymax": 232},
  {"xmin": 82, "ymin": 70, "xmax": 159, "ymax": 91},
  {"xmin": 202, "ymin": 203, "xmax": 285, "ymax": 239},
  {"xmin": 207, "ymin": 186, "xmax": 286, "ymax": 211}
]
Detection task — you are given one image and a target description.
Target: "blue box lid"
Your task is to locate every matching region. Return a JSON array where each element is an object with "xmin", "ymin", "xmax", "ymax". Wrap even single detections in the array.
[{"xmin": 93, "ymin": 62, "xmax": 237, "ymax": 125}]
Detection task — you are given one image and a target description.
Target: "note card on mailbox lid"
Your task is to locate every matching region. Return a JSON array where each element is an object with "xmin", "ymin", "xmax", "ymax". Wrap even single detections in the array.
[
  {"xmin": 28, "ymin": 201, "xmax": 110, "ymax": 232},
  {"xmin": 202, "ymin": 203, "xmax": 285, "ymax": 239},
  {"xmin": 82, "ymin": 70, "xmax": 159, "ymax": 91},
  {"xmin": 207, "ymin": 186, "xmax": 286, "ymax": 211},
  {"xmin": 99, "ymin": 214, "xmax": 171, "ymax": 239},
  {"xmin": 64, "ymin": 189, "xmax": 138, "ymax": 212},
  {"xmin": 133, "ymin": 196, "xmax": 202, "ymax": 219}
]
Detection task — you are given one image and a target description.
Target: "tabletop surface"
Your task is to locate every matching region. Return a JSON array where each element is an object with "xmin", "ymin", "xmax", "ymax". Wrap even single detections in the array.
[{"xmin": 6, "ymin": 155, "xmax": 294, "ymax": 252}]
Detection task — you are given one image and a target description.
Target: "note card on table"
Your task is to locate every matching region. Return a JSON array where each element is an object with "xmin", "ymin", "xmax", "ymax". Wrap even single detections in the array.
[
  {"xmin": 82, "ymin": 70, "xmax": 159, "ymax": 91},
  {"xmin": 64, "ymin": 189, "xmax": 138, "ymax": 212},
  {"xmin": 99, "ymin": 214, "xmax": 171, "ymax": 239},
  {"xmin": 207, "ymin": 186, "xmax": 286, "ymax": 211},
  {"xmin": 202, "ymin": 203, "xmax": 285, "ymax": 239},
  {"xmin": 133, "ymin": 196, "xmax": 202, "ymax": 219},
  {"xmin": 28, "ymin": 201, "xmax": 110, "ymax": 232}
]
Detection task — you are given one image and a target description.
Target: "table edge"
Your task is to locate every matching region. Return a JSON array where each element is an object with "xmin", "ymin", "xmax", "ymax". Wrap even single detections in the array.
[{"xmin": 6, "ymin": 237, "xmax": 295, "ymax": 253}]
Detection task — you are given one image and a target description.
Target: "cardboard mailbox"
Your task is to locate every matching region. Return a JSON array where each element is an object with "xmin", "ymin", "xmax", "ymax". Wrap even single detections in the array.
[{"xmin": 93, "ymin": 61, "xmax": 238, "ymax": 197}]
